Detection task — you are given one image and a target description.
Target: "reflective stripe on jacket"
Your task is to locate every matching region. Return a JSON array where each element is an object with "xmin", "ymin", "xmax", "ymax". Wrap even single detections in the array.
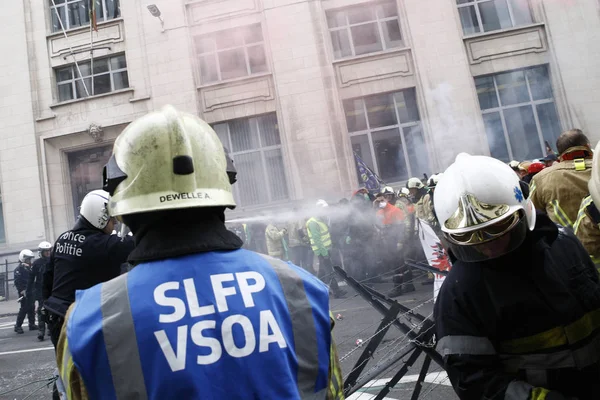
[
  {"xmin": 574, "ymin": 196, "xmax": 600, "ymax": 267},
  {"xmin": 58, "ymin": 249, "xmax": 342, "ymax": 400},
  {"xmin": 306, "ymin": 218, "xmax": 332, "ymax": 257},
  {"xmin": 530, "ymin": 153, "xmax": 592, "ymax": 229}
]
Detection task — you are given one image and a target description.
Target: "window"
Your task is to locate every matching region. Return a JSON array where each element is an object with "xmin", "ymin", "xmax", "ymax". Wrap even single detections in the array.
[
  {"xmin": 457, "ymin": 0, "xmax": 532, "ymax": 35},
  {"xmin": 212, "ymin": 114, "xmax": 289, "ymax": 207},
  {"xmin": 326, "ymin": 1, "xmax": 404, "ymax": 59},
  {"xmin": 56, "ymin": 54, "xmax": 129, "ymax": 102},
  {"xmin": 68, "ymin": 146, "xmax": 113, "ymax": 220},
  {"xmin": 344, "ymin": 88, "xmax": 430, "ymax": 183},
  {"xmin": 475, "ymin": 65, "xmax": 561, "ymax": 162},
  {"xmin": 50, "ymin": 0, "xmax": 120, "ymax": 32},
  {"xmin": 194, "ymin": 24, "xmax": 268, "ymax": 84}
]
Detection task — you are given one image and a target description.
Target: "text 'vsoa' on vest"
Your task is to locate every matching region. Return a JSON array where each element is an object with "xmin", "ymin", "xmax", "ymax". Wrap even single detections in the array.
[{"xmin": 153, "ymin": 271, "xmax": 288, "ymax": 372}]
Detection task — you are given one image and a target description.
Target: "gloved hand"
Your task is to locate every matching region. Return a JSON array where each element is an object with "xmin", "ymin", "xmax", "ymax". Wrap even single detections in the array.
[
  {"xmin": 281, "ymin": 228, "xmax": 288, "ymax": 235},
  {"xmin": 345, "ymin": 236, "xmax": 351, "ymax": 245}
]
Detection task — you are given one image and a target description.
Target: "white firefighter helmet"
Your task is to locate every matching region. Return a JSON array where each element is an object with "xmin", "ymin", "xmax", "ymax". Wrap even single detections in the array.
[
  {"xmin": 434, "ymin": 153, "xmax": 536, "ymax": 262},
  {"xmin": 19, "ymin": 249, "xmax": 34, "ymax": 263},
  {"xmin": 80, "ymin": 190, "xmax": 111, "ymax": 230},
  {"xmin": 406, "ymin": 177, "xmax": 424, "ymax": 189},
  {"xmin": 103, "ymin": 105, "xmax": 235, "ymax": 217},
  {"xmin": 380, "ymin": 186, "xmax": 395, "ymax": 196},
  {"xmin": 428, "ymin": 174, "xmax": 442, "ymax": 188},
  {"xmin": 590, "ymin": 141, "xmax": 600, "ymax": 206},
  {"xmin": 397, "ymin": 187, "xmax": 410, "ymax": 197},
  {"xmin": 316, "ymin": 199, "xmax": 329, "ymax": 208}
]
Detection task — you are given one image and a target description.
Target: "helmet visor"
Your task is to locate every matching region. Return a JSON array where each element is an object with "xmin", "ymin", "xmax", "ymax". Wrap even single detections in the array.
[
  {"xmin": 446, "ymin": 211, "xmax": 521, "ymax": 245},
  {"xmin": 443, "ymin": 212, "xmax": 528, "ymax": 263}
]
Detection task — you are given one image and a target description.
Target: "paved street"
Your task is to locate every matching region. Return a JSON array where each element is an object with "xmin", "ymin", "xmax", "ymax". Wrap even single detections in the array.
[{"xmin": 0, "ymin": 277, "xmax": 456, "ymax": 400}]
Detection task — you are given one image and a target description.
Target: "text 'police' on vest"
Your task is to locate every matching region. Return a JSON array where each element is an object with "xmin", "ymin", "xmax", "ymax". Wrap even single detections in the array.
[{"xmin": 153, "ymin": 271, "xmax": 288, "ymax": 372}]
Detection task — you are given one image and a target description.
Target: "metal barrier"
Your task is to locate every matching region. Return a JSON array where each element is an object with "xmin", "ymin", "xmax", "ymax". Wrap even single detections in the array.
[{"xmin": 1, "ymin": 259, "xmax": 24, "ymax": 301}]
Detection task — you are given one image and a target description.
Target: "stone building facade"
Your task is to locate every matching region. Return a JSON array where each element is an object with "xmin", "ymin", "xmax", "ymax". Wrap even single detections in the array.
[{"xmin": 0, "ymin": 0, "xmax": 599, "ymax": 251}]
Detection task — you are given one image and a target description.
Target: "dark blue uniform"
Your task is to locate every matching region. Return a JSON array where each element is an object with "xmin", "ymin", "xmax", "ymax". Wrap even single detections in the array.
[
  {"xmin": 43, "ymin": 217, "xmax": 134, "ymax": 347},
  {"xmin": 28, "ymin": 257, "xmax": 49, "ymax": 338},
  {"xmin": 14, "ymin": 263, "xmax": 35, "ymax": 331}
]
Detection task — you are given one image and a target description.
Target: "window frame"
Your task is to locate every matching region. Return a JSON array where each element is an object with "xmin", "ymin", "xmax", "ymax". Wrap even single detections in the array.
[
  {"xmin": 346, "ymin": 90, "xmax": 427, "ymax": 182},
  {"xmin": 213, "ymin": 113, "xmax": 290, "ymax": 207},
  {"xmin": 477, "ymin": 65, "xmax": 560, "ymax": 161},
  {"xmin": 326, "ymin": 1, "xmax": 404, "ymax": 60},
  {"xmin": 457, "ymin": 0, "xmax": 532, "ymax": 36},
  {"xmin": 56, "ymin": 54, "xmax": 129, "ymax": 102},
  {"xmin": 49, "ymin": 0, "xmax": 121, "ymax": 32},
  {"xmin": 194, "ymin": 24, "xmax": 268, "ymax": 85}
]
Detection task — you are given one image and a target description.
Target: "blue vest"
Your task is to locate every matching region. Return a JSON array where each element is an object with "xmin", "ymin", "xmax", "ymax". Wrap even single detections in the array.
[{"xmin": 66, "ymin": 249, "xmax": 331, "ymax": 400}]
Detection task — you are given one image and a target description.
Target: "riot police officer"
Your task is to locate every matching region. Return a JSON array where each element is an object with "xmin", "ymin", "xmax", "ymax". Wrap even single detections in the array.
[
  {"xmin": 28, "ymin": 241, "xmax": 52, "ymax": 341},
  {"xmin": 42, "ymin": 189, "xmax": 134, "ymax": 347},
  {"xmin": 14, "ymin": 249, "xmax": 36, "ymax": 334}
]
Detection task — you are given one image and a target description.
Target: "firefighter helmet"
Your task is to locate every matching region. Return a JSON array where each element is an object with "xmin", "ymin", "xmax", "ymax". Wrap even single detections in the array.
[
  {"xmin": 434, "ymin": 153, "xmax": 535, "ymax": 262},
  {"xmin": 103, "ymin": 105, "xmax": 235, "ymax": 217},
  {"xmin": 406, "ymin": 177, "xmax": 424, "ymax": 189},
  {"xmin": 80, "ymin": 190, "xmax": 111, "ymax": 230}
]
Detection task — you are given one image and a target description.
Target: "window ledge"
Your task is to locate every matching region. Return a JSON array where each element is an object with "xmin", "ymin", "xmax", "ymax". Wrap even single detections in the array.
[
  {"xmin": 462, "ymin": 22, "xmax": 545, "ymax": 41},
  {"xmin": 46, "ymin": 18, "xmax": 124, "ymax": 39},
  {"xmin": 49, "ymin": 88, "xmax": 134, "ymax": 109},
  {"xmin": 197, "ymin": 72, "xmax": 273, "ymax": 90},
  {"xmin": 331, "ymin": 46, "xmax": 411, "ymax": 66}
]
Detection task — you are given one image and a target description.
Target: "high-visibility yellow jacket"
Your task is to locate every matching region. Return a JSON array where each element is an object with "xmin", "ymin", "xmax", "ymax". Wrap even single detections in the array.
[
  {"xmin": 530, "ymin": 150, "xmax": 592, "ymax": 229},
  {"xmin": 306, "ymin": 217, "xmax": 332, "ymax": 257}
]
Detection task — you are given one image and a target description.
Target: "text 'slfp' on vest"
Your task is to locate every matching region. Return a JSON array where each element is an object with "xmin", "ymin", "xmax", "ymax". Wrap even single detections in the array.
[{"xmin": 153, "ymin": 271, "xmax": 288, "ymax": 372}]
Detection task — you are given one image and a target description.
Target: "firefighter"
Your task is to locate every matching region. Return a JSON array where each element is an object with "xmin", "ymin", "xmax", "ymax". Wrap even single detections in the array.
[
  {"xmin": 42, "ymin": 189, "xmax": 135, "ymax": 348},
  {"xmin": 14, "ymin": 249, "xmax": 36, "ymax": 334},
  {"xmin": 57, "ymin": 106, "xmax": 344, "ymax": 399},
  {"xmin": 530, "ymin": 129, "xmax": 593, "ymax": 229},
  {"xmin": 307, "ymin": 200, "xmax": 347, "ymax": 298},
  {"xmin": 27, "ymin": 241, "xmax": 52, "ymax": 340},
  {"xmin": 574, "ymin": 139, "xmax": 600, "ymax": 269},
  {"xmin": 434, "ymin": 153, "xmax": 600, "ymax": 400},
  {"xmin": 265, "ymin": 223, "xmax": 287, "ymax": 260},
  {"xmin": 407, "ymin": 177, "xmax": 437, "ymax": 228}
]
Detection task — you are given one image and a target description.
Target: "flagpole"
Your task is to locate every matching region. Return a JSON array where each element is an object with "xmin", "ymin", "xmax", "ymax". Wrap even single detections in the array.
[{"xmin": 89, "ymin": 0, "xmax": 94, "ymax": 97}]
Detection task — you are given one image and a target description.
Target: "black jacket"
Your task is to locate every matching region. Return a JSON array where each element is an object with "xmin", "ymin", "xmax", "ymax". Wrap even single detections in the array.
[
  {"xmin": 434, "ymin": 213, "xmax": 600, "ymax": 399},
  {"xmin": 27, "ymin": 257, "xmax": 48, "ymax": 297},
  {"xmin": 13, "ymin": 263, "xmax": 31, "ymax": 294},
  {"xmin": 43, "ymin": 217, "xmax": 134, "ymax": 315}
]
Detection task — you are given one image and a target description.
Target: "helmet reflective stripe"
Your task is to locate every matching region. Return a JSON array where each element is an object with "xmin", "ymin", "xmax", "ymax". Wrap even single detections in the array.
[
  {"xmin": 80, "ymin": 190, "xmax": 111, "ymax": 230},
  {"xmin": 105, "ymin": 105, "xmax": 235, "ymax": 217}
]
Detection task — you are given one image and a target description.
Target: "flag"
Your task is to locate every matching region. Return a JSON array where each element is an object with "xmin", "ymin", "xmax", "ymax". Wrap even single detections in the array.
[
  {"xmin": 353, "ymin": 152, "xmax": 384, "ymax": 195},
  {"xmin": 89, "ymin": 0, "xmax": 98, "ymax": 31},
  {"xmin": 417, "ymin": 220, "xmax": 452, "ymax": 302}
]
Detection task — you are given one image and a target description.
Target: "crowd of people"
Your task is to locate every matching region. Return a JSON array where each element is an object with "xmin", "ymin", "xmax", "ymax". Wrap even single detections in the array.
[
  {"xmin": 227, "ymin": 172, "xmax": 446, "ymax": 299},
  {"xmin": 9, "ymin": 105, "xmax": 600, "ymax": 400}
]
